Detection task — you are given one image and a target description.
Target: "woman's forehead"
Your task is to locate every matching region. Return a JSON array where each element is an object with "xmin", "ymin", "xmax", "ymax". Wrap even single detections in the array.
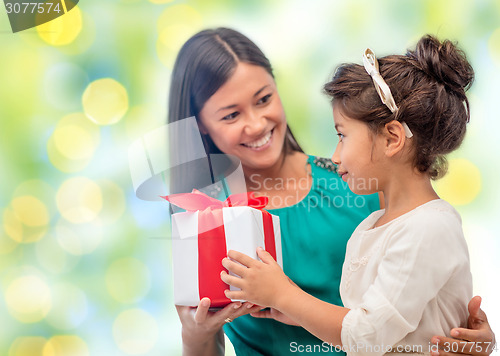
[{"xmin": 202, "ymin": 63, "xmax": 276, "ymax": 113}]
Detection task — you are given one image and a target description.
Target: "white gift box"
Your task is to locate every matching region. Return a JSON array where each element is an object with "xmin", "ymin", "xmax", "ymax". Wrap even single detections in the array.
[{"xmin": 171, "ymin": 206, "xmax": 282, "ymax": 307}]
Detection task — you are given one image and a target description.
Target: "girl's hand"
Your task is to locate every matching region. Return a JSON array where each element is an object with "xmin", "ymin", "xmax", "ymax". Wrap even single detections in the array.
[
  {"xmin": 430, "ymin": 296, "xmax": 496, "ymax": 356},
  {"xmin": 220, "ymin": 247, "xmax": 293, "ymax": 308},
  {"xmin": 176, "ymin": 297, "xmax": 262, "ymax": 356},
  {"xmin": 251, "ymin": 307, "xmax": 300, "ymax": 326}
]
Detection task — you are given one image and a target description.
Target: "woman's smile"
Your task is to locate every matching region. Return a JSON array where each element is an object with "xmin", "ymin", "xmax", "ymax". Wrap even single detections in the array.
[{"xmin": 242, "ymin": 129, "xmax": 273, "ymax": 150}]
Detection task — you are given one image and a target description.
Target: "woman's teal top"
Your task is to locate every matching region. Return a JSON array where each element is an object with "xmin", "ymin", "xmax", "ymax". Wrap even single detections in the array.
[{"xmin": 224, "ymin": 155, "xmax": 380, "ymax": 355}]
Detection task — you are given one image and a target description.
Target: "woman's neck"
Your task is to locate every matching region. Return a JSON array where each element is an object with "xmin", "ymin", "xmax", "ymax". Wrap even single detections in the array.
[{"xmin": 242, "ymin": 151, "xmax": 311, "ymax": 209}]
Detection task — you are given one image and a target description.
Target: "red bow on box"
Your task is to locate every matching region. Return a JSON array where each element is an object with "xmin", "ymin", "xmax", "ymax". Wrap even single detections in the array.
[
  {"xmin": 163, "ymin": 190, "xmax": 277, "ymax": 307},
  {"xmin": 162, "ymin": 189, "xmax": 269, "ymax": 211}
]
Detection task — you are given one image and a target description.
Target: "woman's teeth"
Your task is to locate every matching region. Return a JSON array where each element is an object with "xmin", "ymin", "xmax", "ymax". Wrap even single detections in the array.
[{"xmin": 243, "ymin": 131, "xmax": 272, "ymax": 148}]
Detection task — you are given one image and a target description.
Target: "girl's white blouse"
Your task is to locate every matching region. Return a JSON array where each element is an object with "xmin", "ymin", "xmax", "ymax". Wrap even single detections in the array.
[{"xmin": 340, "ymin": 199, "xmax": 472, "ymax": 355}]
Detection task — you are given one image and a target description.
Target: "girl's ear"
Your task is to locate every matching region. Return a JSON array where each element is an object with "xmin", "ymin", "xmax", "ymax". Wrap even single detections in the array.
[{"xmin": 383, "ymin": 120, "xmax": 408, "ymax": 157}]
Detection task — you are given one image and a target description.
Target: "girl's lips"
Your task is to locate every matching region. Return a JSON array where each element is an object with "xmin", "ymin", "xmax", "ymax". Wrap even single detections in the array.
[
  {"xmin": 241, "ymin": 129, "xmax": 273, "ymax": 151},
  {"xmin": 338, "ymin": 171, "xmax": 348, "ymax": 181}
]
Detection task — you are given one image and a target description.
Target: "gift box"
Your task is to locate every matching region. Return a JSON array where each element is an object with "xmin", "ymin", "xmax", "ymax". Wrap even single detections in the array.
[{"xmin": 164, "ymin": 190, "xmax": 282, "ymax": 308}]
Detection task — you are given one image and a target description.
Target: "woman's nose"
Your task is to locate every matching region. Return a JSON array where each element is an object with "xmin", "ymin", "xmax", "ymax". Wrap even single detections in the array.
[{"xmin": 244, "ymin": 110, "xmax": 267, "ymax": 135}]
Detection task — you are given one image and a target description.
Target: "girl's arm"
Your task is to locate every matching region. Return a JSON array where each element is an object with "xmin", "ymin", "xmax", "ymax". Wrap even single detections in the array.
[
  {"xmin": 223, "ymin": 214, "xmax": 472, "ymax": 356},
  {"xmin": 221, "ymin": 248, "xmax": 349, "ymax": 346}
]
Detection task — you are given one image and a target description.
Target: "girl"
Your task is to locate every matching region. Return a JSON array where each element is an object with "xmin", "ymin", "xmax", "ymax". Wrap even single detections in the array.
[
  {"xmin": 168, "ymin": 28, "xmax": 494, "ymax": 355},
  {"xmin": 220, "ymin": 35, "xmax": 489, "ymax": 355}
]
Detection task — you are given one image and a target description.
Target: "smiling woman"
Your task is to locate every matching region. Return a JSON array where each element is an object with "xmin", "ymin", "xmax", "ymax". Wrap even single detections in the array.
[{"xmin": 198, "ymin": 62, "xmax": 287, "ymax": 171}]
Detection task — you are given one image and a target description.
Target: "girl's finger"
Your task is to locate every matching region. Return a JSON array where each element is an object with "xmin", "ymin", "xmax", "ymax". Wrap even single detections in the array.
[
  {"xmin": 222, "ymin": 257, "xmax": 247, "ymax": 276},
  {"xmin": 256, "ymin": 246, "xmax": 276, "ymax": 264},
  {"xmin": 224, "ymin": 289, "xmax": 245, "ymax": 300},
  {"xmin": 220, "ymin": 271, "xmax": 244, "ymax": 289},
  {"xmin": 227, "ymin": 250, "xmax": 256, "ymax": 267}
]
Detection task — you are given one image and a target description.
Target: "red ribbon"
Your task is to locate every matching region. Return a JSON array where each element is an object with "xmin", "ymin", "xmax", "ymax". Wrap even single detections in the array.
[
  {"xmin": 162, "ymin": 189, "xmax": 269, "ymax": 211},
  {"xmin": 163, "ymin": 190, "xmax": 276, "ymax": 307}
]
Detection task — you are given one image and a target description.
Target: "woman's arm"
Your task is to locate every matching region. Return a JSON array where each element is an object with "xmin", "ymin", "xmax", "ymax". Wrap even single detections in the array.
[
  {"xmin": 176, "ymin": 297, "xmax": 261, "ymax": 356},
  {"xmin": 430, "ymin": 296, "xmax": 496, "ymax": 356}
]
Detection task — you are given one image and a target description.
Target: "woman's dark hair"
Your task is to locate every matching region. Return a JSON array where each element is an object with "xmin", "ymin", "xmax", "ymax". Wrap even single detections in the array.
[
  {"xmin": 324, "ymin": 35, "xmax": 474, "ymax": 179},
  {"xmin": 168, "ymin": 27, "xmax": 303, "ymax": 155}
]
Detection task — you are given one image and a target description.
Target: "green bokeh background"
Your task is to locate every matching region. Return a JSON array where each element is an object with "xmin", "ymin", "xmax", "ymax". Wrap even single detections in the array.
[{"xmin": 1, "ymin": 0, "xmax": 499, "ymax": 354}]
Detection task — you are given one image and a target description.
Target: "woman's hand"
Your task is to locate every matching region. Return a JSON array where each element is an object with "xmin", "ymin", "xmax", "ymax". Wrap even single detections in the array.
[
  {"xmin": 250, "ymin": 307, "xmax": 300, "ymax": 326},
  {"xmin": 176, "ymin": 297, "xmax": 262, "ymax": 356},
  {"xmin": 430, "ymin": 296, "xmax": 496, "ymax": 356}
]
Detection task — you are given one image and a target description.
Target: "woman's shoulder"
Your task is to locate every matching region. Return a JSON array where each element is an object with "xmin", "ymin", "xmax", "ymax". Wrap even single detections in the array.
[
  {"xmin": 305, "ymin": 155, "xmax": 380, "ymax": 212},
  {"xmin": 309, "ymin": 156, "xmax": 338, "ymax": 175}
]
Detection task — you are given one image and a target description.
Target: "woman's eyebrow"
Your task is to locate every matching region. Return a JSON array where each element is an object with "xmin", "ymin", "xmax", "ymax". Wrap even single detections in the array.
[
  {"xmin": 216, "ymin": 104, "xmax": 237, "ymax": 113},
  {"xmin": 216, "ymin": 85, "xmax": 271, "ymax": 113},
  {"xmin": 253, "ymin": 85, "xmax": 270, "ymax": 97}
]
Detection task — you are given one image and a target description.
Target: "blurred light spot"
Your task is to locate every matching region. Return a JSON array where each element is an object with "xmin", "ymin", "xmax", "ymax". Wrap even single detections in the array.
[
  {"xmin": 56, "ymin": 177, "xmax": 103, "ymax": 224},
  {"xmin": 113, "ymin": 309, "xmax": 158, "ymax": 355},
  {"xmin": 0, "ymin": 228, "xmax": 18, "ymax": 254},
  {"xmin": 106, "ymin": 258, "xmax": 151, "ymax": 304},
  {"xmin": 13, "ymin": 180, "xmax": 57, "ymax": 217},
  {"xmin": 5, "ymin": 275, "xmax": 52, "ymax": 323},
  {"xmin": 3, "ymin": 207, "xmax": 23, "ymax": 242},
  {"xmin": 156, "ymin": 5, "xmax": 202, "ymax": 68},
  {"xmin": 47, "ymin": 137, "xmax": 92, "ymax": 173},
  {"xmin": 46, "ymin": 283, "xmax": 88, "ymax": 330},
  {"xmin": 54, "ymin": 113, "xmax": 101, "ymax": 156},
  {"xmin": 47, "ymin": 113, "xmax": 100, "ymax": 172},
  {"xmin": 36, "ymin": 232, "xmax": 78, "ymax": 274},
  {"xmin": 97, "ymin": 180, "xmax": 126, "ymax": 224},
  {"xmin": 157, "ymin": 4, "xmax": 202, "ymax": 33},
  {"xmin": 53, "ymin": 125, "xmax": 95, "ymax": 160},
  {"xmin": 488, "ymin": 27, "xmax": 500, "ymax": 67},
  {"xmin": 157, "ymin": 24, "xmax": 198, "ymax": 68},
  {"xmin": 55, "ymin": 218, "xmax": 103, "ymax": 255},
  {"xmin": 43, "ymin": 62, "xmax": 89, "ymax": 111},
  {"xmin": 11, "ymin": 196, "xmax": 49, "ymax": 227},
  {"xmin": 37, "ymin": 6, "xmax": 83, "ymax": 46},
  {"xmin": 433, "ymin": 158, "xmax": 481, "ymax": 205},
  {"xmin": 43, "ymin": 335, "xmax": 89, "ymax": 356},
  {"xmin": 82, "ymin": 78, "xmax": 129, "ymax": 125},
  {"xmin": 8, "ymin": 336, "xmax": 47, "ymax": 356},
  {"xmin": 3, "ymin": 206, "xmax": 47, "ymax": 244}
]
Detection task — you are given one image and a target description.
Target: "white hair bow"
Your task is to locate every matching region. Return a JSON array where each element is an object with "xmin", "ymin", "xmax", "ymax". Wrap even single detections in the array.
[{"xmin": 362, "ymin": 48, "xmax": 413, "ymax": 138}]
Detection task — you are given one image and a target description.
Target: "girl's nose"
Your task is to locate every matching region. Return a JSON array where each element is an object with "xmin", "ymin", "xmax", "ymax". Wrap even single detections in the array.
[{"xmin": 331, "ymin": 144, "xmax": 341, "ymax": 165}]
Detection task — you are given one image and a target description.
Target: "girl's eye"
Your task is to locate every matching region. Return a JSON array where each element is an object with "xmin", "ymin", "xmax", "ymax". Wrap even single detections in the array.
[
  {"xmin": 337, "ymin": 133, "xmax": 344, "ymax": 141},
  {"xmin": 257, "ymin": 94, "xmax": 272, "ymax": 105},
  {"xmin": 222, "ymin": 112, "xmax": 239, "ymax": 121}
]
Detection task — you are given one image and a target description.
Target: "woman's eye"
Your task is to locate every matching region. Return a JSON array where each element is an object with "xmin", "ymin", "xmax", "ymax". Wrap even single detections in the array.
[
  {"xmin": 257, "ymin": 94, "xmax": 272, "ymax": 105},
  {"xmin": 222, "ymin": 112, "xmax": 239, "ymax": 121}
]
